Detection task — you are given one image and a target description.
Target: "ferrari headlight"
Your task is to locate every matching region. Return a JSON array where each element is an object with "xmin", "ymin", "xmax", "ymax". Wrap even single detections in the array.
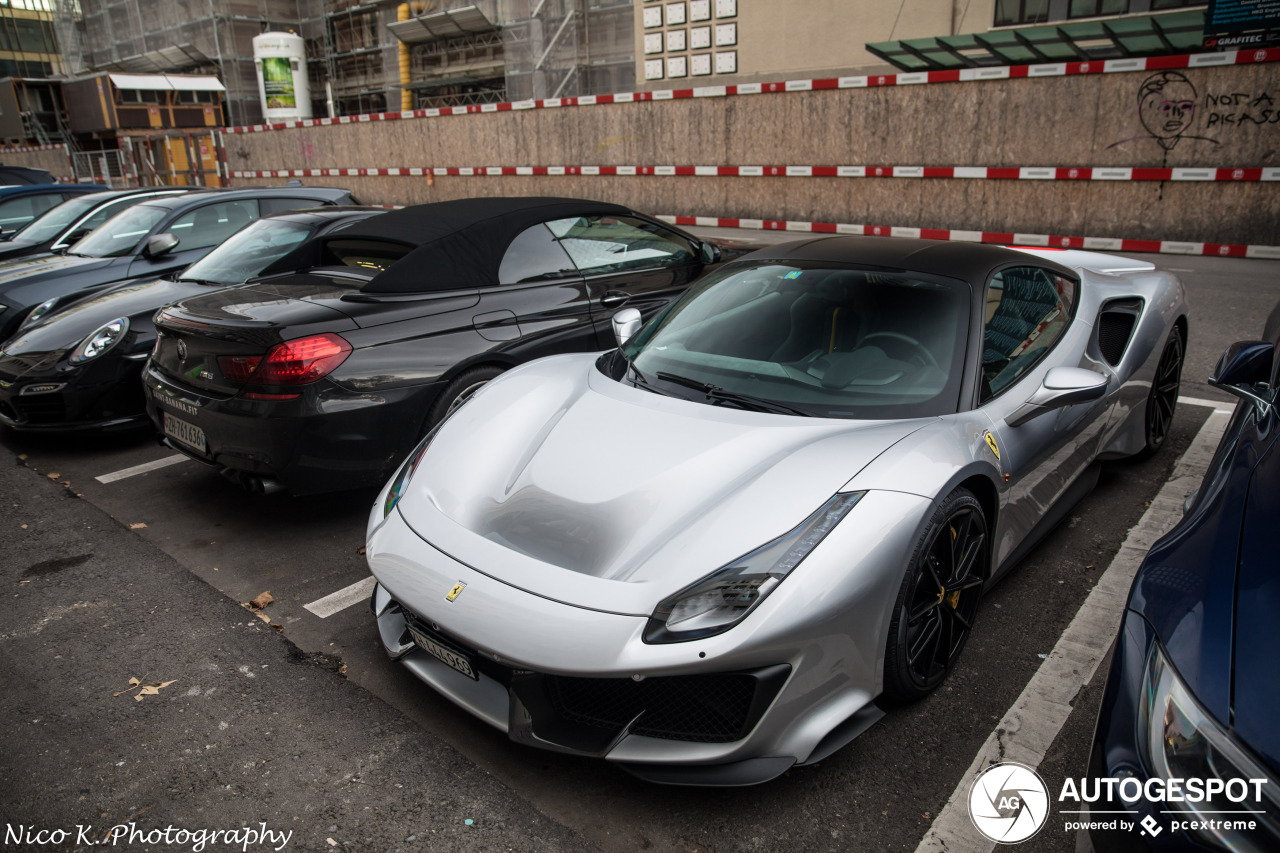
[
  {"xmin": 70, "ymin": 317, "xmax": 129, "ymax": 364},
  {"xmin": 1140, "ymin": 642, "xmax": 1280, "ymax": 850},
  {"xmin": 644, "ymin": 491, "xmax": 865, "ymax": 643},
  {"xmin": 20, "ymin": 297, "xmax": 58, "ymax": 332},
  {"xmin": 382, "ymin": 417, "xmax": 453, "ymax": 518}
]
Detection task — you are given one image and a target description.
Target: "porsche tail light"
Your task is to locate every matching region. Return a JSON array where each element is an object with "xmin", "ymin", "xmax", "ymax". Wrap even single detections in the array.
[{"xmin": 218, "ymin": 333, "xmax": 351, "ymax": 387}]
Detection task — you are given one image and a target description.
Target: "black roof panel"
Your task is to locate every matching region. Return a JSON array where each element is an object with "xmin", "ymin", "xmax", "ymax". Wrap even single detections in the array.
[
  {"xmin": 738, "ymin": 236, "xmax": 1078, "ymax": 283},
  {"xmin": 338, "ymin": 196, "xmax": 631, "ymax": 293}
]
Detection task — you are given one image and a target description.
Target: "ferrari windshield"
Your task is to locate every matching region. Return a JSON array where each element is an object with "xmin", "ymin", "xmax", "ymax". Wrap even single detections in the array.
[
  {"xmin": 622, "ymin": 260, "xmax": 971, "ymax": 419},
  {"xmin": 179, "ymin": 218, "xmax": 313, "ymax": 285},
  {"xmin": 68, "ymin": 204, "xmax": 167, "ymax": 258},
  {"xmin": 9, "ymin": 194, "xmax": 100, "ymax": 243}
]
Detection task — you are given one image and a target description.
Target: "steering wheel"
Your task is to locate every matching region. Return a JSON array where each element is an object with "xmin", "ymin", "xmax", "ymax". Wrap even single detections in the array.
[{"xmin": 860, "ymin": 332, "xmax": 940, "ymax": 371}]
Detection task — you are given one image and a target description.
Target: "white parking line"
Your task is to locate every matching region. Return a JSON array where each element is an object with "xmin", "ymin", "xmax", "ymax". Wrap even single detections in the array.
[
  {"xmin": 914, "ymin": 409, "xmax": 1231, "ymax": 853},
  {"xmin": 304, "ymin": 576, "xmax": 377, "ymax": 619},
  {"xmin": 1178, "ymin": 395, "xmax": 1236, "ymax": 414},
  {"xmin": 95, "ymin": 454, "xmax": 191, "ymax": 484}
]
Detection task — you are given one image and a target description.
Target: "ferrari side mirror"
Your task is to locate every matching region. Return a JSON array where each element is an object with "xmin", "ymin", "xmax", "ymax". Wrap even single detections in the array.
[
  {"xmin": 1209, "ymin": 340, "xmax": 1273, "ymax": 415},
  {"xmin": 612, "ymin": 307, "xmax": 642, "ymax": 348},
  {"xmin": 699, "ymin": 241, "xmax": 722, "ymax": 265},
  {"xmin": 1007, "ymin": 366, "xmax": 1109, "ymax": 427}
]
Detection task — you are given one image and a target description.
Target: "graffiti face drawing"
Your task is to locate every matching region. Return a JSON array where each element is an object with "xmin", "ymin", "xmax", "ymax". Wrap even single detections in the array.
[
  {"xmin": 1139, "ymin": 72, "xmax": 1198, "ymax": 147},
  {"xmin": 1108, "ymin": 71, "xmax": 1219, "ymax": 152}
]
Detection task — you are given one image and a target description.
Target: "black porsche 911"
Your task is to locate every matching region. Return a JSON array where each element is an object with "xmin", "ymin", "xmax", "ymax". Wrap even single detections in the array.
[
  {"xmin": 143, "ymin": 196, "xmax": 723, "ymax": 495},
  {"xmin": 0, "ymin": 207, "xmax": 382, "ymax": 432}
]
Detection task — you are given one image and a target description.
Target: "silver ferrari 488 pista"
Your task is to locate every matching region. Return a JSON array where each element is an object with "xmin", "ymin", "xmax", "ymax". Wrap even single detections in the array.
[{"xmin": 365, "ymin": 236, "xmax": 1187, "ymax": 785}]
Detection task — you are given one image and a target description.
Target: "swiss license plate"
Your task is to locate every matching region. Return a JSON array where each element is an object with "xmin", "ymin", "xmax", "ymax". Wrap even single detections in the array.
[
  {"xmin": 163, "ymin": 412, "xmax": 207, "ymax": 453},
  {"xmin": 408, "ymin": 626, "xmax": 478, "ymax": 680}
]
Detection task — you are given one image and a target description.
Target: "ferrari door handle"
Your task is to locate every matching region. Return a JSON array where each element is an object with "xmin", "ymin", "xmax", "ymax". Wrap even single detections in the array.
[{"xmin": 600, "ymin": 290, "xmax": 630, "ymax": 309}]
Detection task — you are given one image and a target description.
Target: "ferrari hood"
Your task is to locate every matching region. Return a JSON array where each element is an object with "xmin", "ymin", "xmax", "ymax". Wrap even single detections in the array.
[{"xmin": 395, "ymin": 354, "xmax": 932, "ymax": 615}]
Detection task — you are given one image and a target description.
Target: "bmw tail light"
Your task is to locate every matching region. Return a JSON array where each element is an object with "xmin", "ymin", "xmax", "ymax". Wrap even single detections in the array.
[
  {"xmin": 218, "ymin": 355, "xmax": 262, "ymax": 383},
  {"xmin": 218, "ymin": 333, "xmax": 351, "ymax": 387}
]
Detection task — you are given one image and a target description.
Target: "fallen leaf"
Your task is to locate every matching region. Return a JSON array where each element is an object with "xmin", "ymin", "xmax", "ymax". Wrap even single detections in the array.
[
  {"xmin": 338, "ymin": 664, "xmax": 348, "ymax": 675},
  {"xmin": 129, "ymin": 523, "xmax": 147, "ymax": 530},
  {"xmin": 46, "ymin": 472, "xmax": 59, "ymax": 479},
  {"xmin": 121, "ymin": 677, "xmax": 177, "ymax": 701},
  {"xmin": 60, "ymin": 481, "xmax": 71, "ymax": 487},
  {"xmin": 249, "ymin": 591, "xmax": 273, "ymax": 610},
  {"xmin": 356, "ymin": 546, "xmax": 366, "ymax": 555},
  {"xmin": 17, "ymin": 454, "xmax": 27, "ymax": 460},
  {"xmin": 20, "ymin": 524, "xmax": 27, "ymax": 529},
  {"xmin": 254, "ymin": 610, "xmax": 271, "ymax": 623},
  {"xmin": 272, "ymin": 624, "xmax": 283, "ymax": 632}
]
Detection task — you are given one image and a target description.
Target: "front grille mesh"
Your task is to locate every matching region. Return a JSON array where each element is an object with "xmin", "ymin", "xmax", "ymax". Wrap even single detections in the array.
[
  {"xmin": 399, "ymin": 604, "xmax": 766, "ymax": 745},
  {"xmin": 14, "ymin": 395, "xmax": 68, "ymax": 424},
  {"xmin": 545, "ymin": 672, "xmax": 757, "ymax": 743}
]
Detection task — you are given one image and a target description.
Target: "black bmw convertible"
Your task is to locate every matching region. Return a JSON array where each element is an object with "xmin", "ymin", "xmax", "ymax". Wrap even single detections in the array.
[
  {"xmin": 143, "ymin": 197, "xmax": 723, "ymax": 495},
  {"xmin": 0, "ymin": 206, "xmax": 381, "ymax": 432}
]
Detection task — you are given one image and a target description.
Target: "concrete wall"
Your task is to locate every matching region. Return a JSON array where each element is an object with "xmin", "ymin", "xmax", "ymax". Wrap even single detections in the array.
[
  {"xmin": 0, "ymin": 146, "xmax": 72, "ymax": 180},
  {"xmin": 225, "ymin": 61, "xmax": 1280, "ymax": 245}
]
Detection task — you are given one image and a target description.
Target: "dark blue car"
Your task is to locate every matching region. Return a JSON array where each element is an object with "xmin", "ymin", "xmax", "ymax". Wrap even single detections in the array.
[
  {"xmin": 0, "ymin": 183, "xmax": 108, "ymax": 235},
  {"xmin": 1083, "ymin": 301, "xmax": 1280, "ymax": 851}
]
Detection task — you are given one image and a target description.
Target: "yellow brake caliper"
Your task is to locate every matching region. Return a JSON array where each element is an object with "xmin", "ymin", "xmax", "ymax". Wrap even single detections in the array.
[{"xmin": 943, "ymin": 525, "xmax": 962, "ymax": 608}]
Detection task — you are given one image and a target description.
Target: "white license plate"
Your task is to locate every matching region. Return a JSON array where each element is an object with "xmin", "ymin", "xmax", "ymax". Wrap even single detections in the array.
[
  {"xmin": 163, "ymin": 412, "xmax": 207, "ymax": 453},
  {"xmin": 408, "ymin": 626, "xmax": 478, "ymax": 680}
]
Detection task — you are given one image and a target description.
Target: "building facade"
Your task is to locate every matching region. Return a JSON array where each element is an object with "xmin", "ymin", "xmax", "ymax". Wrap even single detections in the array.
[{"xmin": 43, "ymin": 0, "xmax": 1219, "ymax": 126}]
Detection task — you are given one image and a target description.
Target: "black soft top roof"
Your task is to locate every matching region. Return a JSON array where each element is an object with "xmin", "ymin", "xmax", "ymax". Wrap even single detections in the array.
[{"xmin": 324, "ymin": 196, "xmax": 632, "ymax": 293}]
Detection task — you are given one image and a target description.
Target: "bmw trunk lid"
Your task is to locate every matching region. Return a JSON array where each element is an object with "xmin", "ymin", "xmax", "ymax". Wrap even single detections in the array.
[
  {"xmin": 392, "ymin": 353, "xmax": 932, "ymax": 615},
  {"xmin": 152, "ymin": 276, "xmax": 358, "ymax": 396}
]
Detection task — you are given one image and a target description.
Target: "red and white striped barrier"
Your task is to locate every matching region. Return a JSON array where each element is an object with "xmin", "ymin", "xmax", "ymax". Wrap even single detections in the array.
[
  {"xmin": 232, "ymin": 164, "xmax": 1280, "ymax": 183},
  {"xmin": 657, "ymin": 215, "xmax": 1280, "ymax": 260},
  {"xmin": 222, "ymin": 48, "xmax": 1280, "ymax": 135},
  {"xmin": 0, "ymin": 142, "xmax": 70, "ymax": 153}
]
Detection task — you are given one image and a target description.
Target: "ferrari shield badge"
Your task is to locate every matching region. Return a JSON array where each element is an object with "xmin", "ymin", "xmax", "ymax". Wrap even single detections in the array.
[
  {"xmin": 445, "ymin": 582, "xmax": 466, "ymax": 602},
  {"xmin": 984, "ymin": 431, "xmax": 1001, "ymax": 460}
]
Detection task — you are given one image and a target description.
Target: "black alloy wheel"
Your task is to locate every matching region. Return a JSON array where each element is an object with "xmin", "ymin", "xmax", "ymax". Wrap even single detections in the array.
[
  {"xmin": 883, "ymin": 488, "xmax": 988, "ymax": 702},
  {"xmin": 1141, "ymin": 330, "xmax": 1184, "ymax": 457}
]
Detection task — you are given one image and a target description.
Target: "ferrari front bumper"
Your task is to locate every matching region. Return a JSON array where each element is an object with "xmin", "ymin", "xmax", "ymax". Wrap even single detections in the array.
[{"xmin": 365, "ymin": 491, "xmax": 932, "ymax": 784}]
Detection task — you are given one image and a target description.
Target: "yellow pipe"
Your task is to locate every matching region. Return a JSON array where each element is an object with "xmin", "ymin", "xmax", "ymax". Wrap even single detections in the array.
[{"xmin": 398, "ymin": 3, "xmax": 412, "ymax": 112}]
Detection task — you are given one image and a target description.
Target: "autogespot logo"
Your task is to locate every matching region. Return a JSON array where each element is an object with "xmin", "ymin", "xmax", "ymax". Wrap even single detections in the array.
[{"xmin": 969, "ymin": 762, "xmax": 1051, "ymax": 844}]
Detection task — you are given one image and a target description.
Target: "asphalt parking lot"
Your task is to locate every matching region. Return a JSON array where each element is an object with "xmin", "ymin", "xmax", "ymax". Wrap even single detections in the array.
[{"xmin": 2, "ymin": 243, "xmax": 1277, "ymax": 853}]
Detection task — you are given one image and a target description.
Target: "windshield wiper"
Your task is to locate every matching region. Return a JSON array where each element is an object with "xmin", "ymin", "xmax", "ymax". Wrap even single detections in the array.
[{"xmin": 654, "ymin": 371, "xmax": 811, "ymax": 416}]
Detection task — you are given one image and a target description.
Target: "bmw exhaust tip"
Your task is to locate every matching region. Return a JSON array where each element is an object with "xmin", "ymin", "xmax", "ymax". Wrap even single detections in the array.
[
  {"xmin": 221, "ymin": 469, "xmax": 284, "ymax": 496},
  {"xmin": 243, "ymin": 475, "xmax": 284, "ymax": 496}
]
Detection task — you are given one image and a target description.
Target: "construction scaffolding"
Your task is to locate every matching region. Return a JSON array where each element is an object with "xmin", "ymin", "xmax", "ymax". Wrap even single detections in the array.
[
  {"xmin": 47, "ymin": 0, "xmax": 636, "ymax": 124},
  {"xmin": 51, "ymin": 0, "xmax": 302, "ymax": 126},
  {"xmin": 500, "ymin": 0, "xmax": 633, "ymax": 102}
]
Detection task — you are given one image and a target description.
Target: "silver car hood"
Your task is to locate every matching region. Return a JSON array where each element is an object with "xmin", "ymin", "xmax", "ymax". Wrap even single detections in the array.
[{"xmin": 396, "ymin": 354, "xmax": 932, "ymax": 615}]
